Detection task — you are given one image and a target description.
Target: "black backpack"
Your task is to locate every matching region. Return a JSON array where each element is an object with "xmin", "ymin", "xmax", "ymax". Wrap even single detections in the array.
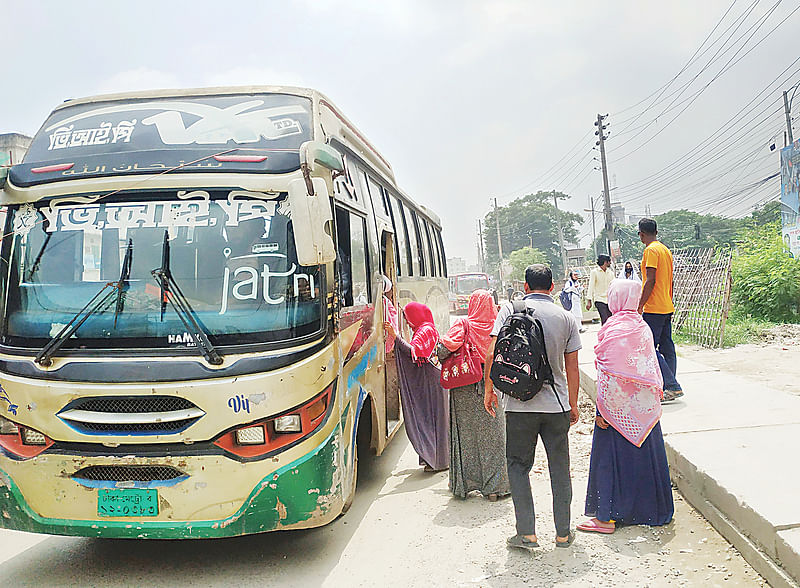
[
  {"xmin": 559, "ymin": 289, "xmax": 572, "ymax": 311},
  {"xmin": 490, "ymin": 300, "xmax": 559, "ymax": 403}
]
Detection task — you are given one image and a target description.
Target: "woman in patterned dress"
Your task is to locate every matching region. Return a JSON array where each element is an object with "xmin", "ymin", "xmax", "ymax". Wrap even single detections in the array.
[
  {"xmin": 579, "ymin": 279, "xmax": 673, "ymax": 533},
  {"xmin": 439, "ymin": 290, "xmax": 509, "ymax": 500}
]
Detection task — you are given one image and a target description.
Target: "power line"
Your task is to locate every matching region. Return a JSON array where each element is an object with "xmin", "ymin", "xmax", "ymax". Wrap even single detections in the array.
[{"xmin": 610, "ymin": 0, "xmax": 794, "ymax": 163}]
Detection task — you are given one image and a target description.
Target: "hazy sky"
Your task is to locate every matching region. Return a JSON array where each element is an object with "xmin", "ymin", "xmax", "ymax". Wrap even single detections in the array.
[{"xmin": 2, "ymin": 0, "xmax": 796, "ymax": 264}]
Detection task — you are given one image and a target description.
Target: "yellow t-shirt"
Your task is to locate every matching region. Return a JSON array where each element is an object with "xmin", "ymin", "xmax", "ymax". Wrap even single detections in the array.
[{"xmin": 641, "ymin": 241, "xmax": 675, "ymax": 314}]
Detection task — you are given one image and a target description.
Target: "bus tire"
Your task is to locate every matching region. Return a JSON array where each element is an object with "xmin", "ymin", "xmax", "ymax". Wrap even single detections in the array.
[{"xmin": 341, "ymin": 449, "xmax": 357, "ymax": 514}]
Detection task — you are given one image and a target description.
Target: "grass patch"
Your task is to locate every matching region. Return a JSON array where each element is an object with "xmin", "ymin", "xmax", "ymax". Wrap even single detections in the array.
[{"xmin": 674, "ymin": 313, "xmax": 779, "ymax": 348}]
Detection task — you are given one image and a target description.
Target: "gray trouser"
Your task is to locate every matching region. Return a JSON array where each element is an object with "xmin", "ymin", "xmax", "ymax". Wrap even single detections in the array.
[{"xmin": 506, "ymin": 411, "xmax": 572, "ymax": 537}]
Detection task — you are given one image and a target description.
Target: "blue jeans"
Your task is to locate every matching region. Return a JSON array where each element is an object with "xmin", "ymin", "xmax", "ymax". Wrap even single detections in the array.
[{"xmin": 642, "ymin": 312, "xmax": 681, "ymax": 392}]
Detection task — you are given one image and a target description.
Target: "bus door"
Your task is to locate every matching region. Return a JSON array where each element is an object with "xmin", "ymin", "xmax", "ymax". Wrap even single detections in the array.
[{"xmin": 380, "ymin": 231, "xmax": 402, "ymax": 438}]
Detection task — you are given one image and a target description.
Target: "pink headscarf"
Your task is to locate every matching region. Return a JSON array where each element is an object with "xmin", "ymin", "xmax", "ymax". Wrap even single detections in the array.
[
  {"xmin": 441, "ymin": 289, "xmax": 496, "ymax": 360},
  {"xmin": 403, "ymin": 302, "xmax": 439, "ymax": 364},
  {"xmin": 594, "ymin": 279, "xmax": 663, "ymax": 447}
]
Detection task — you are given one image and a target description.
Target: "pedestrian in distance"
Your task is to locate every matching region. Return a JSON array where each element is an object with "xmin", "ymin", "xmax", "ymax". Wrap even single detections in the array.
[
  {"xmin": 617, "ymin": 260, "xmax": 640, "ymax": 281},
  {"xmin": 562, "ymin": 269, "xmax": 586, "ymax": 333},
  {"xmin": 578, "ymin": 279, "xmax": 674, "ymax": 534},
  {"xmin": 385, "ymin": 302, "xmax": 449, "ymax": 472},
  {"xmin": 483, "ymin": 264, "xmax": 581, "ymax": 551},
  {"xmin": 439, "ymin": 289, "xmax": 510, "ymax": 501},
  {"xmin": 587, "ymin": 254, "xmax": 614, "ymax": 325},
  {"xmin": 636, "ymin": 218, "xmax": 683, "ymax": 403}
]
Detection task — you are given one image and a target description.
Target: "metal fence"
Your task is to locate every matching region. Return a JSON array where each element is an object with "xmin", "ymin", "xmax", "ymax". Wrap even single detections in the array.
[{"xmin": 672, "ymin": 247, "xmax": 733, "ymax": 348}]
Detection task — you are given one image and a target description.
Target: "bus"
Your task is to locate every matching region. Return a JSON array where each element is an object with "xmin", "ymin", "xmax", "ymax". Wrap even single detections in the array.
[
  {"xmin": 0, "ymin": 86, "xmax": 449, "ymax": 538},
  {"xmin": 448, "ymin": 272, "xmax": 490, "ymax": 313}
]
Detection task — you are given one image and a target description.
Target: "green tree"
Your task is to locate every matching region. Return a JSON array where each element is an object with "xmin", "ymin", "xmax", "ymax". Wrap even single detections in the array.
[
  {"xmin": 508, "ymin": 246, "xmax": 547, "ymax": 281},
  {"xmin": 732, "ymin": 220, "xmax": 800, "ymax": 322},
  {"xmin": 750, "ymin": 199, "xmax": 781, "ymax": 226},
  {"xmin": 594, "ymin": 210, "xmax": 748, "ymax": 263},
  {"xmin": 483, "ymin": 191, "xmax": 583, "ymax": 277},
  {"xmin": 652, "ymin": 209, "xmax": 746, "ymax": 250},
  {"xmin": 591, "ymin": 225, "xmax": 644, "ymax": 264}
]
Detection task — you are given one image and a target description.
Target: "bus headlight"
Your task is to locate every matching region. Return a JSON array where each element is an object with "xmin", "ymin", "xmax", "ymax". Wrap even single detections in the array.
[
  {"xmin": 0, "ymin": 415, "xmax": 19, "ymax": 435},
  {"xmin": 235, "ymin": 425, "xmax": 267, "ymax": 445},
  {"xmin": 0, "ymin": 416, "xmax": 53, "ymax": 459},
  {"xmin": 213, "ymin": 382, "xmax": 335, "ymax": 459},
  {"xmin": 273, "ymin": 414, "xmax": 301, "ymax": 433},
  {"xmin": 21, "ymin": 428, "xmax": 47, "ymax": 445}
]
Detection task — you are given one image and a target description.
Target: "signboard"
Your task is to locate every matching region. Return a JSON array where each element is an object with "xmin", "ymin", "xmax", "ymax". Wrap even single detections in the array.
[
  {"xmin": 781, "ymin": 141, "xmax": 800, "ymax": 257},
  {"xmin": 609, "ymin": 239, "xmax": 621, "ymax": 259}
]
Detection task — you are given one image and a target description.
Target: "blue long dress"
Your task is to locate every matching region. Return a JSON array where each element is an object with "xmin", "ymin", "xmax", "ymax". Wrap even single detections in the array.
[{"xmin": 584, "ymin": 421, "xmax": 674, "ymax": 526}]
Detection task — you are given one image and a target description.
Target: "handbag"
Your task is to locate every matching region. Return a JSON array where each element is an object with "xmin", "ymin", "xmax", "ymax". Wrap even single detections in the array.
[{"xmin": 440, "ymin": 320, "xmax": 484, "ymax": 389}]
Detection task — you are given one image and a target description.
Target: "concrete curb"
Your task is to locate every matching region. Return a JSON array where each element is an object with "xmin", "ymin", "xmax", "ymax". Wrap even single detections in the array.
[{"xmin": 578, "ymin": 331, "xmax": 800, "ymax": 588}]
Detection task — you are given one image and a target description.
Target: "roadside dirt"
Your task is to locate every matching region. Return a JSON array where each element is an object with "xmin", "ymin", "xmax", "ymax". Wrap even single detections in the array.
[
  {"xmin": 324, "ymin": 394, "xmax": 764, "ymax": 587},
  {"xmin": 0, "ymin": 392, "xmax": 764, "ymax": 587},
  {"xmin": 678, "ymin": 340, "xmax": 800, "ymax": 397}
]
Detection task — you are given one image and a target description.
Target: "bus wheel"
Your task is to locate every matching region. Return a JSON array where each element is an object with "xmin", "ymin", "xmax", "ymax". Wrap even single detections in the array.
[
  {"xmin": 342, "ymin": 449, "xmax": 357, "ymax": 513},
  {"xmin": 343, "ymin": 398, "xmax": 371, "ymax": 513}
]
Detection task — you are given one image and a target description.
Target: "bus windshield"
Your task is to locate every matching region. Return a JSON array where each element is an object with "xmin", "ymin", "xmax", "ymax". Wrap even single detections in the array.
[
  {"xmin": 11, "ymin": 93, "xmax": 312, "ymax": 187},
  {"xmin": 1, "ymin": 190, "xmax": 323, "ymax": 351},
  {"xmin": 454, "ymin": 274, "xmax": 489, "ymax": 295}
]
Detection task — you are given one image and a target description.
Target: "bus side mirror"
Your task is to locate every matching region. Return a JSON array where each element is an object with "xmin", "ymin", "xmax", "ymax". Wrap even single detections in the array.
[
  {"xmin": 300, "ymin": 141, "xmax": 344, "ymax": 175},
  {"xmin": 287, "ymin": 177, "xmax": 336, "ymax": 266}
]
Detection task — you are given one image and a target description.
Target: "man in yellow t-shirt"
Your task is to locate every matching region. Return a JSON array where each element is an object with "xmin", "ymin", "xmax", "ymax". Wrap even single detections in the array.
[{"xmin": 637, "ymin": 218, "xmax": 683, "ymax": 403}]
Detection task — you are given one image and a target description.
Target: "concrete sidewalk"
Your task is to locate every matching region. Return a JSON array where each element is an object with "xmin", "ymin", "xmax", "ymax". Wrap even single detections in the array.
[{"xmin": 578, "ymin": 323, "xmax": 800, "ymax": 588}]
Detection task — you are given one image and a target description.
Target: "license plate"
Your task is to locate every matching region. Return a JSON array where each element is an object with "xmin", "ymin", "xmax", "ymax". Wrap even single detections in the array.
[{"xmin": 97, "ymin": 488, "xmax": 158, "ymax": 517}]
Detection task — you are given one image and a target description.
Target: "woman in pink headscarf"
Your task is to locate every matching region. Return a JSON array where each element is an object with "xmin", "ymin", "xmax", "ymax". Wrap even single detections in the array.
[
  {"xmin": 578, "ymin": 279, "xmax": 674, "ymax": 534},
  {"xmin": 439, "ymin": 290, "xmax": 509, "ymax": 501},
  {"xmin": 385, "ymin": 302, "xmax": 449, "ymax": 472}
]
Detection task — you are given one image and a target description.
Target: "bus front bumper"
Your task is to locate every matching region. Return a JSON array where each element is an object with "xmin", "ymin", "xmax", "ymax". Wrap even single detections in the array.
[{"xmin": 0, "ymin": 427, "xmax": 343, "ymax": 539}]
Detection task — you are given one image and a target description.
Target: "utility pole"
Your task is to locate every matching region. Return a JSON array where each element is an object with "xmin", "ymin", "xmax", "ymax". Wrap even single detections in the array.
[
  {"xmin": 595, "ymin": 114, "xmax": 613, "ymax": 256},
  {"xmin": 583, "ymin": 195, "xmax": 597, "ymax": 259},
  {"xmin": 493, "ymin": 197, "xmax": 504, "ymax": 283},
  {"xmin": 477, "ymin": 219, "xmax": 486, "ymax": 273},
  {"xmin": 553, "ymin": 190, "xmax": 569, "ymax": 276},
  {"xmin": 784, "ymin": 90, "xmax": 794, "ymax": 144}
]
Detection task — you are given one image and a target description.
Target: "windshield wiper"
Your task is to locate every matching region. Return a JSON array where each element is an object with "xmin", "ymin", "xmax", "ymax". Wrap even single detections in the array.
[
  {"xmin": 35, "ymin": 239, "xmax": 135, "ymax": 367},
  {"xmin": 113, "ymin": 239, "xmax": 133, "ymax": 328},
  {"xmin": 151, "ymin": 231, "xmax": 223, "ymax": 365}
]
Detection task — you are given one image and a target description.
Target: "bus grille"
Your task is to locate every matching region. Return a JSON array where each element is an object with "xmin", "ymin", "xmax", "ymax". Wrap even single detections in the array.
[
  {"xmin": 71, "ymin": 396, "xmax": 195, "ymax": 414},
  {"xmin": 57, "ymin": 396, "xmax": 204, "ymax": 436},
  {"xmin": 73, "ymin": 465, "xmax": 186, "ymax": 482},
  {"xmin": 74, "ymin": 419, "xmax": 198, "ymax": 433}
]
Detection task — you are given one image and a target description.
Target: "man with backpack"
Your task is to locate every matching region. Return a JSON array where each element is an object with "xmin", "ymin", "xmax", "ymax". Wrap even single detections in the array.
[{"xmin": 483, "ymin": 264, "xmax": 581, "ymax": 551}]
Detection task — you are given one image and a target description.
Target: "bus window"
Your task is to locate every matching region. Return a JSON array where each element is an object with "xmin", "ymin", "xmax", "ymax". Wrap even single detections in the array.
[
  {"xmin": 335, "ymin": 207, "xmax": 370, "ymax": 307},
  {"xmin": 390, "ymin": 196, "xmax": 412, "ymax": 276},
  {"xmin": 432, "ymin": 224, "xmax": 443, "ymax": 277},
  {"xmin": 366, "ymin": 175, "xmax": 390, "ymax": 218},
  {"xmin": 421, "ymin": 219, "xmax": 436, "ymax": 277},
  {"xmin": 412, "ymin": 212, "xmax": 434, "ymax": 276},
  {"xmin": 350, "ymin": 213, "xmax": 370, "ymax": 305},
  {"xmin": 404, "ymin": 207, "xmax": 421, "ymax": 276},
  {"xmin": 436, "ymin": 228, "xmax": 448, "ymax": 275},
  {"xmin": 382, "ymin": 191, "xmax": 402, "ymax": 276}
]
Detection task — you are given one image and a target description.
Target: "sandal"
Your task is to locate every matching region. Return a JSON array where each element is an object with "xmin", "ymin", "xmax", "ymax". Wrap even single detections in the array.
[
  {"xmin": 506, "ymin": 534, "xmax": 539, "ymax": 551},
  {"xmin": 555, "ymin": 531, "xmax": 576, "ymax": 548},
  {"xmin": 576, "ymin": 519, "xmax": 615, "ymax": 534}
]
